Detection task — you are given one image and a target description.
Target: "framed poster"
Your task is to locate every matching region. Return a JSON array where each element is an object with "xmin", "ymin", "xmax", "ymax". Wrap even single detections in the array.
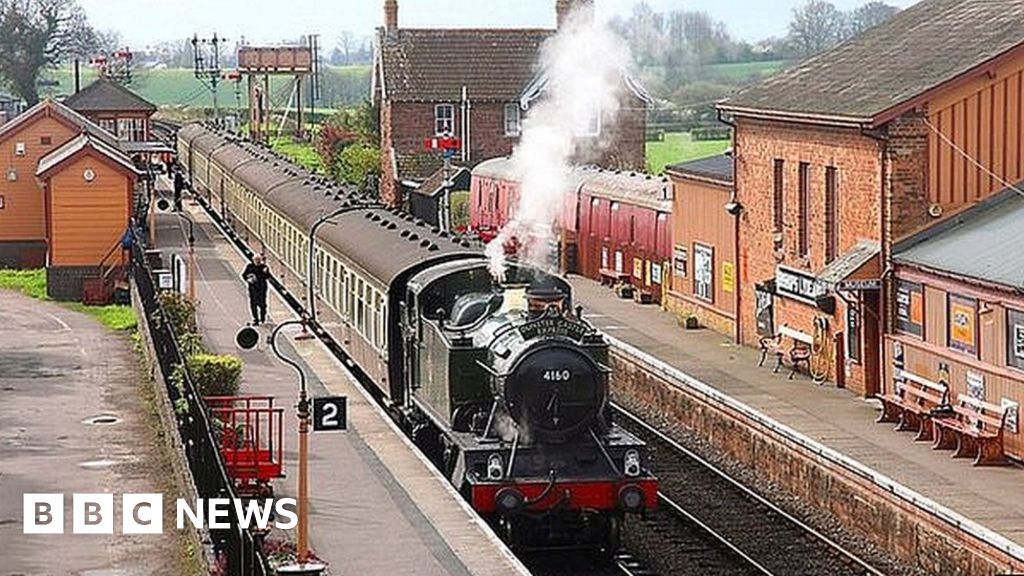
[
  {"xmin": 601, "ymin": 246, "xmax": 609, "ymax": 270},
  {"xmin": 948, "ymin": 294, "xmax": 978, "ymax": 356},
  {"xmin": 673, "ymin": 245, "xmax": 688, "ymax": 277},
  {"xmin": 633, "ymin": 257, "xmax": 643, "ymax": 279},
  {"xmin": 721, "ymin": 261, "xmax": 735, "ymax": 294},
  {"xmin": 1007, "ymin": 309, "xmax": 1024, "ymax": 370},
  {"xmin": 755, "ymin": 284, "xmax": 774, "ymax": 337},
  {"xmin": 693, "ymin": 243, "xmax": 714, "ymax": 302},
  {"xmin": 614, "ymin": 251, "xmax": 623, "ymax": 274},
  {"xmin": 895, "ymin": 280, "xmax": 924, "ymax": 337},
  {"xmin": 1002, "ymin": 399, "xmax": 1019, "ymax": 433},
  {"xmin": 966, "ymin": 370, "xmax": 985, "ymax": 400},
  {"xmin": 651, "ymin": 262, "xmax": 663, "ymax": 285}
]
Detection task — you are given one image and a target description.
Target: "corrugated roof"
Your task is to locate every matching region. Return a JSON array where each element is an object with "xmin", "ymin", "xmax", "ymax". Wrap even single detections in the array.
[
  {"xmin": 64, "ymin": 77, "xmax": 157, "ymax": 113},
  {"xmin": 895, "ymin": 187, "xmax": 1024, "ymax": 289},
  {"xmin": 667, "ymin": 154, "xmax": 734, "ymax": 185},
  {"xmin": 377, "ymin": 28, "xmax": 551, "ymax": 102},
  {"xmin": 720, "ymin": 0, "xmax": 1024, "ymax": 124}
]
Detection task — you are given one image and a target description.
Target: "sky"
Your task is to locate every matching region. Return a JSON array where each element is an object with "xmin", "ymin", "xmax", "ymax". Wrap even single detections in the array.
[{"xmin": 79, "ymin": 0, "xmax": 921, "ymax": 49}]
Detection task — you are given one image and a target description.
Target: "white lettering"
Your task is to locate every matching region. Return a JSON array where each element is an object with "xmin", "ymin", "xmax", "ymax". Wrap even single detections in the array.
[
  {"xmin": 207, "ymin": 498, "xmax": 230, "ymax": 529},
  {"xmin": 274, "ymin": 498, "xmax": 298, "ymax": 530},
  {"xmin": 176, "ymin": 498, "xmax": 204, "ymax": 530},
  {"xmin": 232, "ymin": 498, "xmax": 274, "ymax": 530}
]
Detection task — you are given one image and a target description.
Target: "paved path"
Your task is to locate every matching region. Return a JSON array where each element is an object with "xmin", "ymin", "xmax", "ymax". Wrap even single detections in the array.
[
  {"xmin": 0, "ymin": 290, "xmax": 188, "ymax": 576},
  {"xmin": 155, "ymin": 198, "xmax": 527, "ymax": 576},
  {"xmin": 569, "ymin": 276, "xmax": 1024, "ymax": 546}
]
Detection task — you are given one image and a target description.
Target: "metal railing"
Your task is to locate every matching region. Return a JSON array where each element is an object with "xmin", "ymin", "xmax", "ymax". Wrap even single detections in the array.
[{"xmin": 131, "ymin": 240, "xmax": 270, "ymax": 576}]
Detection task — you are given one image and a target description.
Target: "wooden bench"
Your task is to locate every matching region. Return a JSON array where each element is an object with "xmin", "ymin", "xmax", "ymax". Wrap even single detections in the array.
[
  {"xmin": 599, "ymin": 268, "xmax": 631, "ymax": 287},
  {"xmin": 876, "ymin": 369, "xmax": 949, "ymax": 442},
  {"xmin": 932, "ymin": 394, "xmax": 1009, "ymax": 466},
  {"xmin": 757, "ymin": 325, "xmax": 812, "ymax": 380}
]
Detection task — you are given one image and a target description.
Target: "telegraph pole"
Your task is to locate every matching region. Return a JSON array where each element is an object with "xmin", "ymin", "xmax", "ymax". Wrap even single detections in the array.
[{"xmin": 191, "ymin": 34, "xmax": 224, "ymax": 125}]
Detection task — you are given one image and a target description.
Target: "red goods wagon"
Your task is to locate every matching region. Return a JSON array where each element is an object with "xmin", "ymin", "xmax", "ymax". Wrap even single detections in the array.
[
  {"xmin": 470, "ymin": 157, "xmax": 521, "ymax": 242},
  {"xmin": 205, "ymin": 396, "xmax": 285, "ymax": 498},
  {"xmin": 577, "ymin": 171, "xmax": 673, "ymax": 303}
]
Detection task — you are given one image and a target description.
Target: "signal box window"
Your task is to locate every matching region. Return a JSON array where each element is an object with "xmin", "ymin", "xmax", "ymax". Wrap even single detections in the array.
[{"xmin": 435, "ymin": 104, "xmax": 454, "ymax": 136}]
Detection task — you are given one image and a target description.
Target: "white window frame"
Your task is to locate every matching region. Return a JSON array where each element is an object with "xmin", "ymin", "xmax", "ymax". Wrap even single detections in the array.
[
  {"xmin": 504, "ymin": 103, "xmax": 521, "ymax": 136},
  {"xmin": 434, "ymin": 104, "xmax": 454, "ymax": 136}
]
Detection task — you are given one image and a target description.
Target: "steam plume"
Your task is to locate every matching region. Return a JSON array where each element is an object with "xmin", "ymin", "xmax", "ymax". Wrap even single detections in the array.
[{"xmin": 487, "ymin": 8, "xmax": 631, "ymax": 281}]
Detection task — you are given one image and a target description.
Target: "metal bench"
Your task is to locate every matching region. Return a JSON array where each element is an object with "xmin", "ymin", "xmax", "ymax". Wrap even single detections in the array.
[
  {"xmin": 932, "ymin": 394, "xmax": 1009, "ymax": 466},
  {"xmin": 876, "ymin": 369, "xmax": 949, "ymax": 442},
  {"xmin": 758, "ymin": 325, "xmax": 812, "ymax": 380}
]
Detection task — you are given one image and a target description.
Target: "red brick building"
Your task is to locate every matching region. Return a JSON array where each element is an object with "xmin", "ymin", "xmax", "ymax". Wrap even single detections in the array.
[
  {"xmin": 372, "ymin": 0, "xmax": 649, "ymax": 206},
  {"xmin": 718, "ymin": 0, "xmax": 1024, "ymax": 396}
]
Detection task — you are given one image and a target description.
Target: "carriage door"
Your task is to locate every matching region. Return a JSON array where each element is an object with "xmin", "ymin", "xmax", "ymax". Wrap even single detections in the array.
[{"xmin": 401, "ymin": 293, "xmax": 421, "ymax": 394}]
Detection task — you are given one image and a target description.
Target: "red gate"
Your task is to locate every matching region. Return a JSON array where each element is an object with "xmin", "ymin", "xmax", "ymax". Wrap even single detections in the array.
[{"xmin": 205, "ymin": 395, "xmax": 285, "ymax": 498}]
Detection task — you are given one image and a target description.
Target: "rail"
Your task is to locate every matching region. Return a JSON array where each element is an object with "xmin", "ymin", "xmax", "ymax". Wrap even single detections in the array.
[{"xmin": 130, "ymin": 238, "xmax": 269, "ymax": 576}]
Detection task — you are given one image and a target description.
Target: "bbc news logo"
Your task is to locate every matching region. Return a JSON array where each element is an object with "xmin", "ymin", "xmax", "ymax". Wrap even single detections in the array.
[{"xmin": 23, "ymin": 494, "xmax": 297, "ymax": 534}]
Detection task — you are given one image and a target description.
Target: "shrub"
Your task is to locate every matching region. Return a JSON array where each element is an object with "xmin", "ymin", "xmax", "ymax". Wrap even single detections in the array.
[
  {"xmin": 188, "ymin": 354, "xmax": 243, "ymax": 398},
  {"xmin": 338, "ymin": 143, "xmax": 380, "ymax": 189},
  {"xmin": 691, "ymin": 127, "xmax": 732, "ymax": 142},
  {"xmin": 158, "ymin": 291, "xmax": 198, "ymax": 336},
  {"xmin": 450, "ymin": 190, "xmax": 470, "ymax": 229}
]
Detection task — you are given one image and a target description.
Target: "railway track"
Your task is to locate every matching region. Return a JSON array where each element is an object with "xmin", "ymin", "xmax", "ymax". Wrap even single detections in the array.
[{"xmin": 614, "ymin": 404, "xmax": 888, "ymax": 576}]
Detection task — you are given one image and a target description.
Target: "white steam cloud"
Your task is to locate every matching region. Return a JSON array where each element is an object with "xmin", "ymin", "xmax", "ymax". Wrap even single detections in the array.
[{"xmin": 486, "ymin": 8, "xmax": 631, "ymax": 281}]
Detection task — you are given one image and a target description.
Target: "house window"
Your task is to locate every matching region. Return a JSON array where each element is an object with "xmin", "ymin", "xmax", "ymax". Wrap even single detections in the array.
[
  {"xmin": 825, "ymin": 166, "xmax": 838, "ymax": 264},
  {"xmin": 895, "ymin": 280, "xmax": 924, "ymax": 337},
  {"xmin": 846, "ymin": 300, "xmax": 861, "ymax": 363},
  {"xmin": 693, "ymin": 243, "xmax": 714, "ymax": 302},
  {"xmin": 773, "ymin": 159, "xmax": 784, "ymax": 235},
  {"xmin": 798, "ymin": 162, "xmax": 810, "ymax": 258},
  {"xmin": 1007, "ymin": 308, "xmax": 1024, "ymax": 371},
  {"xmin": 39, "ymin": 136, "xmax": 51, "ymax": 146},
  {"xmin": 504, "ymin": 103, "xmax": 521, "ymax": 136},
  {"xmin": 948, "ymin": 294, "xmax": 978, "ymax": 356},
  {"xmin": 434, "ymin": 104, "xmax": 454, "ymax": 135}
]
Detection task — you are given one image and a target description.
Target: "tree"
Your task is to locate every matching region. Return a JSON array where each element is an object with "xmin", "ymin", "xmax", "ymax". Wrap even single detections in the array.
[
  {"xmin": 849, "ymin": 1, "xmax": 899, "ymax": 36},
  {"xmin": 0, "ymin": 0, "xmax": 97, "ymax": 105},
  {"xmin": 788, "ymin": 0, "xmax": 847, "ymax": 58}
]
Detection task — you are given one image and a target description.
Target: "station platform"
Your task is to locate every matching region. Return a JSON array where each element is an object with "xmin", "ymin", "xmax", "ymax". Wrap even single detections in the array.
[
  {"xmin": 567, "ymin": 277, "xmax": 1024, "ymax": 551},
  {"xmin": 153, "ymin": 202, "xmax": 528, "ymax": 576}
]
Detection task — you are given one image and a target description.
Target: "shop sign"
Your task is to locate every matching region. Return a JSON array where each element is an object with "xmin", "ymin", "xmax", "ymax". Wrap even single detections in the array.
[
  {"xmin": 837, "ymin": 278, "xmax": 881, "ymax": 291},
  {"xmin": 722, "ymin": 261, "xmax": 735, "ymax": 294},
  {"xmin": 775, "ymin": 265, "xmax": 827, "ymax": 304}
]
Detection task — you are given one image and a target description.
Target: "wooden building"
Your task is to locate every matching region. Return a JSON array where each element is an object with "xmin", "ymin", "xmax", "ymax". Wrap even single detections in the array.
[
  {"xmin": 372, "ymin": 0, "xmax": 650, "ymax": 207},
  {"xmin": 664, "ymin": 154, "xmax": 737, "ymax": 337},
  {"xmin": 64, "ymin": 77, "xmax": 157, "ymax": 143},
  {"xmin": 0, "ymin": 99, "xmax": 123, "ymax": 269},
  {"xmin": 718, "ymin": 0, "xmax": 1024, "ymax": 396},
  {"xmin": 887, "ymin": 188, "xmax": 1023, "ymax": 460}
]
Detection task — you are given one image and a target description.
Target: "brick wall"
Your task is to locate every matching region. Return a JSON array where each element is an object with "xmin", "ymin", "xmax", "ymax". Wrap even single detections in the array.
[
  {"xmin": 380, "ymin": 101, "xmax": 398, "ymax": 205},
  {"xmin": 885, "ymin": 110, "xmax": 931, "ymax": 243},
  {"xmin": 0, "ymin": 240, "xmax": 47, "ymax": 268},
  {"xmin": 47, "ymin": 265, "xmax": 97, "ymax": 301},
  {"xmin": 612, "ymin": 347, "xmax": 1021, "ymax": 576},
  {"xmin": 735, "ymin": 118, "xmax": 884, "ymax": 393}
]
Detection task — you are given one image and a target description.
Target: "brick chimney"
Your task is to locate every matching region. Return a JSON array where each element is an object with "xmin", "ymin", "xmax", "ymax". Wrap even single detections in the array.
[
  {"xmin": 556, "ymin": 0, "xmax": 594, "ymax": 29},
  {"xmin": 384, "ymin": 0, "xmax": 398, "ymax": 31}
]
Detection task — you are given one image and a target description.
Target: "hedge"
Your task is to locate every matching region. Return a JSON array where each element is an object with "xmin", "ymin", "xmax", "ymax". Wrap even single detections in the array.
[{"xmin": 188, "ymin": 354, "xmax": 243, "ymax": 397}]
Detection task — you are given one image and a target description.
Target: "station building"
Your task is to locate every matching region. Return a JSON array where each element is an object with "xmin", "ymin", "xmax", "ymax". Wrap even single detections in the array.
[
  {"xmin": 0, "ymin": 98, "xmax": 140, "ymax": 300},
  {"xmin": 64, "ymin": 76, "xmax": 157, "ymax": 143},
  {"xmin": 663, "ymin": 154, "xmax": 737, "ymax": 337},
  {"xmin": 717, "ymin": 0, "xmax": 1024, "ymax": 396},
  {"xmin": 372, "ymin": 0, "xmax": 650, "ymax": 207},
  {"xmin": 888, "ymin": 188, "xmax": 1023, "ymax": 459}
]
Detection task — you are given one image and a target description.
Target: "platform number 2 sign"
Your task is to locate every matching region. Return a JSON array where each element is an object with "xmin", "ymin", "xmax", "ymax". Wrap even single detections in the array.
[{"xmin": 313, "ymin": 396, "xmax": 347, "ymax": 432}]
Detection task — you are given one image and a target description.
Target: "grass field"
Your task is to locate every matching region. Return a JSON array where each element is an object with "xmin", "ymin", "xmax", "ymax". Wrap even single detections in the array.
[
  {"xmin": 40, "ymin": 65, "xmax": 371, "ymax": 110},
  {"xmin": 270, "ymin": 137, "xmax": 323, "ymax": 173},
  {"xmin": 0, "ymin": 269, "xmax": 136, "ymax": 331},
  {"xmin": 646, "ymin": 132, "xmax": 731, "ymax": 174}
]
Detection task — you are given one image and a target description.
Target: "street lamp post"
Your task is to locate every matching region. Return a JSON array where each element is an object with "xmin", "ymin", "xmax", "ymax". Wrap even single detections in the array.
[
  {"xmin": 238, "ymin": 319, "xmax": 324, "ymax": 575},
  {"xmin": 306, "ymin": 201, "xmax": 375, "ymax": 326},
  {"xmin": 156, "ymin": 197, "xmax": 197, "ymax": 301}
]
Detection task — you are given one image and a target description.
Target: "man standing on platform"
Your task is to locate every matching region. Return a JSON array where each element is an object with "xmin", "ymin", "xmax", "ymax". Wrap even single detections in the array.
[{"xmin": 242, "ymin": 254, "xmax": 271, "ymax": 325}]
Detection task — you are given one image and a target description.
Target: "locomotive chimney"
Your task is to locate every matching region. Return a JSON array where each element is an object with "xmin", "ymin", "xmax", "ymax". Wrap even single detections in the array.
[{"xmin": 384, "ymin": 0, "xmax": 399, "ymax": 31}]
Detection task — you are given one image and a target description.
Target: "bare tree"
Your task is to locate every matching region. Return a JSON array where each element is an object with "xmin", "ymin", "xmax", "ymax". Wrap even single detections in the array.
[
  {"xmin": 0, "ymin": 0, "xmax": 97, "ymax": 105},
  {"xmin": 849, "ymin": 1, "xmax": 899, "ymax": 36},
  {"xmin": 788, "ymin": 0, "xmax": 847, "ymax": 58},
  {"xmin": 336, "ymin": 31, "xmax": 355, "ymax": 66}
]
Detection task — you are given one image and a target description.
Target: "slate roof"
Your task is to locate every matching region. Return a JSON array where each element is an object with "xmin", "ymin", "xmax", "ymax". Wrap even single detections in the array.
[
  {"xmin": 666, "ymin": 154, "xmax": 734, "ymax": 185},
  {"xmin": 64, "ymin": 77, "xmax": 157, "ymax": 114},
  {"xmin": 719, "ymin": 0, "xmax": 1024, "ymax": 124},
  {"xmin": 413, "ymin": 166, "xmax": 470, "ymax": 198},
  {"xmin": 377, "ymin": 28, "xmax": 552, "ymax": 102},
  {"xmin": 895, "ymin": 186, "xmax": 1024, "ymax": 289}
]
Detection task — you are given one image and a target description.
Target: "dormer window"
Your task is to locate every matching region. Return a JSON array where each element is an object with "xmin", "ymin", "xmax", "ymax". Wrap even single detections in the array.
[{"xmin": 504, "ymin": 103, "xmax": 521, "ymax": 136}]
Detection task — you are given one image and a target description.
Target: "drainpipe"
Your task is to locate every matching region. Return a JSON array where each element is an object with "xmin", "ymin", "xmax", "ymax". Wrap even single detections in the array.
[
  {"xmin": 719, "ymin": 109, "xmax": 741, "ymax": 344},
  {"xmin": 862, "ymin": 124, "xmax": 890, "ymax": 397}
]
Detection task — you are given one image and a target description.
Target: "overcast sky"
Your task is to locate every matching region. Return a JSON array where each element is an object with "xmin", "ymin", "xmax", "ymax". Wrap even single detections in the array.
[{"xmin": 79, "ymin": 0, "xmax": 921, "ymax": 49}]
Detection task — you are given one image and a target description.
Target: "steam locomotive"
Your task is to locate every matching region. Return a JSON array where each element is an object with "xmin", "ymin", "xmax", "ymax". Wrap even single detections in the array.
[{"xmin": 176, "ymin": 123, "xmax": 657, "ymax": 550}]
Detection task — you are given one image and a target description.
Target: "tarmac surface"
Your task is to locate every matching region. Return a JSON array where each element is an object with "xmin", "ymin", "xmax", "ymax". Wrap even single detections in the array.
[
  {"xmin": 0, "ymin": 291, "xmax": 188, "ymax": 576},
  {"xmin": 568, "ymin": 276, "xmax": 1024, "ymax": 548},
  {"xmin": 155, "ymin": 195, "xmax": 528, "ymax": 576}
]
